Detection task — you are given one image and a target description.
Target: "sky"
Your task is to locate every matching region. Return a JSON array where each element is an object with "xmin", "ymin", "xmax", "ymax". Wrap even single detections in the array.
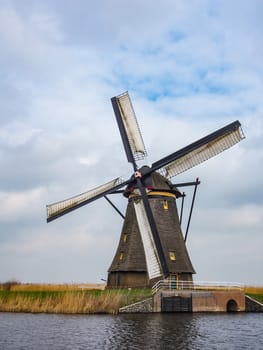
[{"xmin": 0, "ymin": 0, "xmax": 262, "ymax": 285}]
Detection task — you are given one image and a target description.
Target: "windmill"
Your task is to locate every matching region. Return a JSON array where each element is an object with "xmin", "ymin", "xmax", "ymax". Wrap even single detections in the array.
[{"xmin": 47, "ymin": 92, "xmax": 245, "ymax": 288}]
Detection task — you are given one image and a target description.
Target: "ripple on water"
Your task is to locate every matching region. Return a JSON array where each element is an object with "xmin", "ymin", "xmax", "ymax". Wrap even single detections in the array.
[{"xmin": 0, "ymin": 312, "xmax": 262, "ymax": 350}]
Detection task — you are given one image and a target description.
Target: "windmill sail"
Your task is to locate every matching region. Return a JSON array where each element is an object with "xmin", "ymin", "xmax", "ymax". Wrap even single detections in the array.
[
  {"xmin": 112, "ymin": 92, "xmax": 147, "ymax": 163},
  {"xmin": 133, "ymin": 199, "xmax": 163, "ymax": 280},
  {"xmin": 152, "ymin": 120, "xmax": 245, "ymax": 179},
  {"xmin": 47, "ymin": 177, "xmax": 125, "ymax": 222}
]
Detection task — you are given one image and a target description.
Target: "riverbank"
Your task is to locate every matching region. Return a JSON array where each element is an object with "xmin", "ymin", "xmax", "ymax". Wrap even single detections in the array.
[
  {"xmin": 0, "ymin": 284, "xmax": 152, "ymax": 314},
  {"xmin": 0, "ymin": 283, "xmax": 262, "ymax": 314}
]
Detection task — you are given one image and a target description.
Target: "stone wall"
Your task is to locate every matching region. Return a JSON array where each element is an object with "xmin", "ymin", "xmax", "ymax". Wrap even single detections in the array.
[
  {"xmin": 245, "ymin": 296, "xmax": 263, "ymax": 312},
  {"xmin": 119, "ymin": 291, "xmax": 263, "ymax": 313},
  {"xmin": 119, "ymin": 298, "xmax": 153, "ymax": 313}
]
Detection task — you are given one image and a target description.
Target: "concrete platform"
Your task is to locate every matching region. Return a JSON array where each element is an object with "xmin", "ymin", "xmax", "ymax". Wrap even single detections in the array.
[{"xmin": 153, "ymin": 290, "xmax": 245, "ymax": 312}]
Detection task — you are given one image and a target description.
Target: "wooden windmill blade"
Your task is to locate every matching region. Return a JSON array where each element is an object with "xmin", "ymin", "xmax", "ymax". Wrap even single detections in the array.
[
  {"xmin": 133, "ymin": 181, "xmax": 170, "ymax": 278},
  {"xmin": 111, "ymin": 92, "xmax": 147, "ymax": 165},
  {"xmin": 111, "ymin": 91, "xmax": 169, "ymax": 278},
  {"xmin": 151, "ymin": 120, "xmax": 245, "ymax": 179},
  {"xmin": 46, "ymin": 177, "xmax": 130, "ymax": 222},
  {"xmin": 133, "ymin": 199, "xmax": 163, "ymax": 279}
]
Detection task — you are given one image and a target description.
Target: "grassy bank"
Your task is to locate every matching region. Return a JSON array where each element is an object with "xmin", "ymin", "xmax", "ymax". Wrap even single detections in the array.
[
  {"xmin": 246, "ymin": 294, "xmax": 263, "ymax": 304},
  {"xmin": 243, "ymin": 286, "xmax": 263, "ymax": 304},
  {"xmin": 0, "ymin": 284, "xmax": 151, "ymax": 314},
  {"xmin": 0, "ymin": 283, "xmax": 262, "ymax": 314}
]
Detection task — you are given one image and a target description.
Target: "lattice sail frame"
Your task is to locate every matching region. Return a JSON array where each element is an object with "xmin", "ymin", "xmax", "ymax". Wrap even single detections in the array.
[
  {"xmin": 47, "ymin": 177, "xmax": 123, "ymax": 221},
  {"xmin": 116, "ymin": 92, "xmax": 147, "ymax": 161},
  {"xmin": 133, "ymin": 199, "xmax": 163, "ymax": 279},
  {"xmin": 159, "ymin": 124, "xmax": 245, "ymax": 179}
]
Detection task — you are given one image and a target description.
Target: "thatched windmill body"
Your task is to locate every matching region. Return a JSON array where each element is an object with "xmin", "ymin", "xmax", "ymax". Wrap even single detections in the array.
[{"xmin": 47, "ymin": 92, "xmax": 245, "ymax": 288}]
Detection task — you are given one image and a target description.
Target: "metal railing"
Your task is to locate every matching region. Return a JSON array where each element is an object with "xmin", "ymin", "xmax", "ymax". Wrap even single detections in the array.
[{"xmin": 152, "ymin": 278, "xmax": 244, "ymax": 294}]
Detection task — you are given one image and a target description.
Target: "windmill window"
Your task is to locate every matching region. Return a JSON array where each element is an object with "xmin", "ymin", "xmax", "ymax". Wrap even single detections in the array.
[
  {"xmin": 163, "ymin": 200, "xmax": 169, "ymax": 210},
  {"xmin": 119, "ymin": 252, "xmax": 124, "ymax": 260},
  {"xmin": 123, "ymin": 233, "xmax": 127, "ymax": 242},
  {"xmin": 169, "ymin": 251, "xmax": 176, "ymax": 261}
]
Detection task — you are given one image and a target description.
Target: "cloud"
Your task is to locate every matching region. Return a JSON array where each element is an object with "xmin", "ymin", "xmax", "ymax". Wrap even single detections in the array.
[{"xmin": 0, "ymin": 187, "xmax": 45, "ymax": 222}]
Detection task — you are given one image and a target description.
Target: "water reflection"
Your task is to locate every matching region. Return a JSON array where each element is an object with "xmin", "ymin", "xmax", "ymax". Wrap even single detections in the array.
[
  {"xmin": 104, "ymin": 314, "xmax": 198, "ymax": 350},
  {"xmin": 0, "ymin": 312, "xmax": 262, "ymax": 350}
]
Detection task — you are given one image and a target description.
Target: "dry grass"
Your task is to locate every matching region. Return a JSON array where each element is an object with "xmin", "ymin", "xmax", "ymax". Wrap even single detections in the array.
[
  {"xmin": 9, "ymin": 283, "xmax": 105, "ymax": 292},
  {"xmin": 0, "ymin": 291, "xmax": 124, "ymax": 314},
  {"xmin": 0, "ymin": 284, "xmax": 151, "ymax": 314},
  {"xmin": 243, "ymin": 286, "xmax": 263, "ymax": 295}
]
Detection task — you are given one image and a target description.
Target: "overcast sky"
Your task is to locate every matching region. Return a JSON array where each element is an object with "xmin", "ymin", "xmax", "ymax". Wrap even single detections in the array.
[{"xmin": 0, "ymin": 0, "xmax": 262, "ymax": 285}]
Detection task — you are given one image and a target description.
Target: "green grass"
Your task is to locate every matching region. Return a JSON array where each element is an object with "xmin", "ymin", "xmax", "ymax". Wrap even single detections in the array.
[{"xmin": 246, "ymin": 293, "xmax": 263, "ymax": 304}]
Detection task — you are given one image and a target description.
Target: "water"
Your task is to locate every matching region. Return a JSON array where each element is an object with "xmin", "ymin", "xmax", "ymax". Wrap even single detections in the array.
[{"xmin": 0, "ymin": 312, "xmax": 262, "ymax": 349}]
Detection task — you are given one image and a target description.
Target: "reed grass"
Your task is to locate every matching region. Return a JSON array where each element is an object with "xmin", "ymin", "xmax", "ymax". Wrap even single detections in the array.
[
  {"xmin": 7, "ymin": 283, "xmax": 105, "ymax": 292},
  {"xmin": 243, "ymin": 286, "xmax": 263, "ymax": 295},
  {"xmin": 0, "ymin": 285, "xmax": 151, "ymax": 314}
]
